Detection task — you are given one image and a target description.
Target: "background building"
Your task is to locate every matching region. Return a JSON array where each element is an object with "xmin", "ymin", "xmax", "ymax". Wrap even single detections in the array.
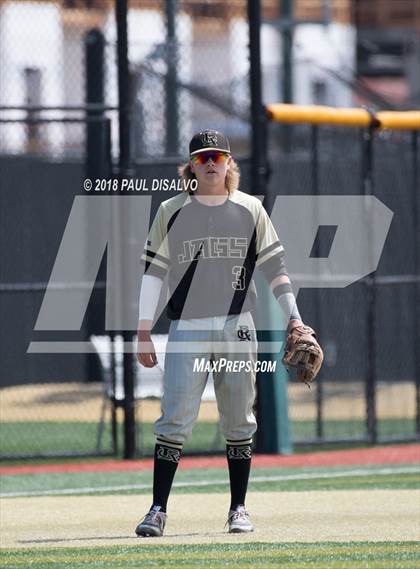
[{"xmin": 1, "ymin": 0, "xmax": 418, "ymax": 158}]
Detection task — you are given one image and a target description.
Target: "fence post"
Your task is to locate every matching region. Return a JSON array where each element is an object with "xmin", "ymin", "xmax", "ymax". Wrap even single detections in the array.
[
  {"xmin": 165, "ymin": 0, "xmax": 179, "ymax": 156},
  {"xmin": 413, "ymin": 131, "xmax": 420, "ymax": 436},
  {"xmin": 311, "ymin": 125, "xmax": 324, "ymax": 440},
  {"xmin": 361, "ymin": 123, "xmax": 377, "ymax": 444},
  {"xmin": 85, "ymin": 29, "xmax": 109, "ymax": 180},
  {"xmin": 85, "ymin": 29, "xmax": 104, "ymax": 112},
  {"xmin": 115, "ymin": 0, "xmax": 136, "ymax": 460},
  {"xmin": 248, "ymin": 0, "xmax": 269, "ymax": 192},
  {"xmin": 281, "ymin": 0, "xmax": 294, "ymax": 105},
  {"xmin": 280, "ymin": 0, "xmax": 294, "ymax": 153},
  {"xmin": 84, "ymin": 29, "xmax": 111, "ymax": 389}
]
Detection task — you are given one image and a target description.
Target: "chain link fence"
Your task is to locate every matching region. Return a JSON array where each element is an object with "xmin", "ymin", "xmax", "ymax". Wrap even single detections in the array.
[
  {"xmin": 1, "ymin": 0, "xmax": 418, "ymax": 460},
  {"xmin": 127, "ymin": 0, "xmax": 250, "ymax": 159},
  {"xmin": 0, "ymin": 0, "xmax": 252, "ymax": 459},
  {"xmin": 267, "ymin": 122, "xmax": 419, "ymax": 445}
]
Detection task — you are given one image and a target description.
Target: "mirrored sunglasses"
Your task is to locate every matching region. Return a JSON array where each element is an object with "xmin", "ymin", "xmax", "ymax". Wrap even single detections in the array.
[{"xmin": 191, "ymin": 151, "xmax": 230, "ymax": 165}]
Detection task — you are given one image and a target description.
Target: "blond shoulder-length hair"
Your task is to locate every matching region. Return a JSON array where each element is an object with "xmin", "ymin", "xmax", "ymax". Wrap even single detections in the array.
[{"xmin": 178, "ymin": 158, "xmax": 240, "ymax": 194}]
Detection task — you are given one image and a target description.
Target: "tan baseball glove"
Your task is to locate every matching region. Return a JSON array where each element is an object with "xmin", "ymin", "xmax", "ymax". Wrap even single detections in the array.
[{"xmin": 282, "ymin": 323, "xmax": 323, "ymax": 385}]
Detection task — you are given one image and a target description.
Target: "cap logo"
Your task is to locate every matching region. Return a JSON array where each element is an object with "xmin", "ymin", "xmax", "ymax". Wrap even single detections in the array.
[{"xmin": 201, "ymin": 131, "xmax": 217, "ymax": 146}]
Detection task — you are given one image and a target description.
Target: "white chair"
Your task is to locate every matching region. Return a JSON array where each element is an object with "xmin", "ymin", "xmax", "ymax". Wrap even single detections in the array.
[{"xmin": 90, "ymin": 333, "xmax": 168, "ymax": 453}]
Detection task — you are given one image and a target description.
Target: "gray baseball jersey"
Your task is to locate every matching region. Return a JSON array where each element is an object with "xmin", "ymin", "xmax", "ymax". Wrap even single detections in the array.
[{"xmin": 141, "ymin": 189, "xmax": 285, "ymax": 320}]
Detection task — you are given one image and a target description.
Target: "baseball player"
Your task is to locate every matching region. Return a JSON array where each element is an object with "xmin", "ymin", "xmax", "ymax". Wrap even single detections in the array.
[{"xmin": 135, "ymin": 129, "xmax": 322, "ymax": 537}]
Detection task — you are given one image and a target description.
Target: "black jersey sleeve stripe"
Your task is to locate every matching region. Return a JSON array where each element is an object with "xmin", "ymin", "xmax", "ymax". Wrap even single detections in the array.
[
  {"xmin": 256, "ymin": 240, "xmax": 282, "ymax": 261},
  {"xmin": 141, "ymin": 252, "xmax": 170, "ymax": 271},
  {"xmin": 258, "ymin": 252, "xmax": 289, "ymax": 283},
  {"xmin": 143, "ymin": 249, "xmax": 170, "ymax": 266},
  {"xmin": 256, "ymin": 244, "xmax": 285, "ymax": 268}
]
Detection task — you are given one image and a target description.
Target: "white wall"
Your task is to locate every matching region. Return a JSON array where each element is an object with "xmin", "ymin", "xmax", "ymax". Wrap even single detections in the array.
[
  {"xmin": 0, "ymin": 4, "xmax": 357, "ymax": 157},
  {"xmin": 293, "ymin": 23, "xmax": 356, "ymax": 106},
  {"xmin": 0, "ymin": 2, "xmax": 63, "ymax": 154},
  {"xmin": 260, "ymin": 21, "xmax": 356, "ymax": 107}
]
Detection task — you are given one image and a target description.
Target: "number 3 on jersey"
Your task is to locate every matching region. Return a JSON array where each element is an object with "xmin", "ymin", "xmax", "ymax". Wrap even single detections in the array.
[{"xmin": 232, "ymin": 266, "xmax": 246, "ymax": 290}]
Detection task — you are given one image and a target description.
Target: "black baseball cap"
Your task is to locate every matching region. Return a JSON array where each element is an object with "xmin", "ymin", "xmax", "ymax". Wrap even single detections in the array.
[{"xmin": 189, "ymin": 129, "xmax": 231, "ymax": 156}]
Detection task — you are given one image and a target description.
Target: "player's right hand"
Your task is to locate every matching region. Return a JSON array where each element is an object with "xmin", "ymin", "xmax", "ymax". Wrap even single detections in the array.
[{"xmin": 137, "ymin": 332, "xmax": 158, "ymax": 367}]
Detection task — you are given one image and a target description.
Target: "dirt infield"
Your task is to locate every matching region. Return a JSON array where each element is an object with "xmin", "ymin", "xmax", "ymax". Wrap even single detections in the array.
[
  {"xmin": 1, "ymin": 490, "xmax": 419, "ymax": 549},
  {"xmin": 1, "ymin": 381, "xmax": 416, "ymax": 422}
]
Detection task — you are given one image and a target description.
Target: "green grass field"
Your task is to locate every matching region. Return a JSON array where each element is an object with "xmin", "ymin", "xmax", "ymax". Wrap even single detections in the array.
[
  {"xmin": 1, "ymin": 542, "xmax": 419, "ymax": 568},
  {"xmin": 0, "ymin": 418, "xmax": 416, "ymax": 457}
]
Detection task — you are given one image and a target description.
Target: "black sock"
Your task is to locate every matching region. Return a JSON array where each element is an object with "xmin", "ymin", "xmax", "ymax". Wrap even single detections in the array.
[
  {"xmin": 151, "ymin": 438, "xmax": 183, "ymax": 513},
  {"xmin": 226, "ymin": 439, "xmax": 252, "ymax": 511}
]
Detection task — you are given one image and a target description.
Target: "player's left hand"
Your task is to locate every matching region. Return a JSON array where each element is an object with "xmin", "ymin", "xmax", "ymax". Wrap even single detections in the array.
[{"xmin": 282, "ymin": 321, "xmax": 323, "ymax": 385}]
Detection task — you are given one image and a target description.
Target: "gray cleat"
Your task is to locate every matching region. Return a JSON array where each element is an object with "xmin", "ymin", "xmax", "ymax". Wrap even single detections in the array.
[
  {"xmin": 227, "ymin": 505, "xmax": 254, "ymax": 533},
  {"xmin": 135, "ymin": 508, "xmax": 167, "ymax": 537}
]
